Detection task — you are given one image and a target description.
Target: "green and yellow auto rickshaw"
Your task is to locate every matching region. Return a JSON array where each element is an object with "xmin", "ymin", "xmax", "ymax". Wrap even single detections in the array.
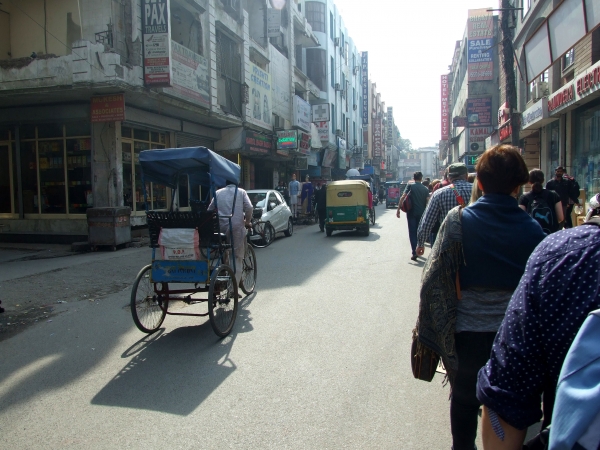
[{"xmin": 325, "ymin": 180, "xmax": 372, "ymax": 237}]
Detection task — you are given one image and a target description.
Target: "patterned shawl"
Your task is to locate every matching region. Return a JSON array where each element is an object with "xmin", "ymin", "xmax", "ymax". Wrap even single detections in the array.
[{"xmin": 417, "ymin": 206, "xmax": 464, "ymax": 379}]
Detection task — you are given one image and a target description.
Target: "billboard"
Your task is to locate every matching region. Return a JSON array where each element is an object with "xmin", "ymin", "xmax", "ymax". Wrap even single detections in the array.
[
  {"xmin": 270, "ymin": 46, "xmax": 291, "ymax": 121},
  {"xmin": 165, "ymin": 41, "xmax": 209, "ymax": 108},
  {"xmin": 249, "ymin": 62, "xmax": 272, "ymax": 130},
  {"xmin": 244, "ymin": 130, "xmax": 272, "ymax": 154},
  {"xmin": 373, "ymin": 117, "xmax": 382, "ymax": 158},
  {"xmin": 293, "ymin": 95, "xmax": 311, "ymax": 131},
  {"xmin": 386, "ymin": 107, "xmax": 394, "ymax": 145},
  {"xmin": 361, "ymin": 52, "xmax": 369, "ymax": 126},
  {"xmin": 467, "ymin": 9, "xmax": 494, "ymax": 81},
  {"xmin": 91, "ymin": 94, "xmax": 125, "ymax": 122},
  {"xmin": 141, "ymin": 0, "xmax": 172, "ymax": 87},
  {"xmin": 441, "ymin": 74, "xmax": 450, "ymax": 140},
  {"xmin": 467, "ymin": 97, "xmax": 492, "ymax": 127},
  {"xmin": 276, "ymin": 130, "xmax": 298, "ymax": 150}
]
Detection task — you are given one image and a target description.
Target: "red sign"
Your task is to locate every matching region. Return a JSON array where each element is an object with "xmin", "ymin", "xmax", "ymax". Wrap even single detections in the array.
[
  {"xmin": 498, "ymin": 101, "xmax": 510, "ymax": 127},
  {"xmin": 441, "ymin": 74, "xmax": 450, "ymax": 140},
  {"xmin": 548, "ymin": 85, "xmax": 575, "ymax": 112},
  {"xmin": 499, "ymin": 123, "xmax": 512, "ymax": 142},
  {"xmin": 576, "ymin": 66, "xmax": 600, "ymax": 96},
  {"xmin": 373, "ymin": 117, "xmax": 382, "ymax": 158},
  {"xmin": 91, "ymin": 94, "xmax": 125, "ymax": 123}
]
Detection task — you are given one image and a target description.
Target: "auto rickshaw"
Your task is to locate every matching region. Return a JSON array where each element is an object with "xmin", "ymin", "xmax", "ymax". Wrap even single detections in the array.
[
  {"xmin": 325, "ymin": 180, "xmax": 372, "ymax": 237},
  {"xmin": 385, "ymin": 181, "xmax": 401, "ymax": 209}
]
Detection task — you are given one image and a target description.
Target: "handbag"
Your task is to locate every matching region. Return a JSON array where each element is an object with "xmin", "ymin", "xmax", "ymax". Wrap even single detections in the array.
[
  {"xmin": 399, "ymin": 189, "xmax": 412, "ymax": 213},
  {"xmin": 411, "ymin": 328, "xmax": 440, "ymax": 382}
]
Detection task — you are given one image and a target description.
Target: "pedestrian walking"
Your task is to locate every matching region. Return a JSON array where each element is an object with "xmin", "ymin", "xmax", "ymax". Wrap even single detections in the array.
[
  {"xmin": 378, "ymin": 185, "xmax": 385, "ymax": 204},
  {"xmin": 314, "ymin": 183, "xmax": 327, "ymax": 232},
  {"xmin": 288, "ymin": 173, "xmax": 300, "ymax": 218},
  {"xmin": 476, "ymin": 195, "xmax": 600, "ymax": 449},
  {"xmin": 396, "ymin": 171, "xmax": 429, "ymax": 261},
  {"xmin": 415, "ymin": 163, "xmax": 472, "ymax": 257},
  {"xmin": 545, "ymin": 166, "xmax": 580, "ymax": 228},
  {"xmin": 416, "ymin": 145, "xmax": 546, "ymax": 450},
  {"xmin": 519, "ymin": 169, "xmax": 564, "ymax": 234}
]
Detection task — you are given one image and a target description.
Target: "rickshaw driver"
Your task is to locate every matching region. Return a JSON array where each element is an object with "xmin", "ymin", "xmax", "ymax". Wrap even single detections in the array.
[{"xmin": 208, "ymin": 181, "xmax": 253, "ymax": 285}]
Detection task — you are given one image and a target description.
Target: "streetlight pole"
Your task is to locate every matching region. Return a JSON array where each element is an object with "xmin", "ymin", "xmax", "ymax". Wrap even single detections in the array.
[{"xmin": 500, "ymin": 0, "xmax": 521, "ymax": 147}]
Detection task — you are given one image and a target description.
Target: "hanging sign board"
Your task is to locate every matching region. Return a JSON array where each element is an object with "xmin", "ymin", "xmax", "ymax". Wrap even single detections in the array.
[
  {"xmin": 276, "ymin": 130, "xmax": 298, "ymax": 150},
  {"xmin": 141, "ymin": 0, "xmax": 172, "ymax": 87},
  {"xmin": 91, "ymin": 94, "xmax": 125, "ymax": 122}
]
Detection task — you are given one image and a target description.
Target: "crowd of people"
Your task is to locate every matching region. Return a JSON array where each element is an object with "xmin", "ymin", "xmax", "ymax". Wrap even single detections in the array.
[{"xmin": 403, "ymin": 144, "xmax": 599, "ymax": 450}]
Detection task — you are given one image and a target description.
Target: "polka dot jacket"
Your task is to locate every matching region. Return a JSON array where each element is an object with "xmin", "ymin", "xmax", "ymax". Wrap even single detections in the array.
[{"xmin": 476, "ymin": 224, "xmax": 600, "ymax": 430}]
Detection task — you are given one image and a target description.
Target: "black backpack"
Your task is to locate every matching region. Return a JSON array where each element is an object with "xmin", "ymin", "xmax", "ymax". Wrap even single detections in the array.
[{"xmin": 527, "ymin": 191, "xmax": 557, "ymax": 233}]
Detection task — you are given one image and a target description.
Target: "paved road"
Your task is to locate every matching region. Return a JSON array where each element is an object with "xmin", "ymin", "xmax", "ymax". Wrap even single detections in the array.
[{"xmin": 0, "ymin": 205, "xmax": 470, "ymax": 449}]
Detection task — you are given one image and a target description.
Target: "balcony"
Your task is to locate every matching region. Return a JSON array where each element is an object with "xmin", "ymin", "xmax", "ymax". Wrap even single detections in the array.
[
  {"xmin": 291, "ymin": 3, "xmax": 320, "ymax": 48},
  {"xmin": 0, "ymin": 40, "xmax": 142, "ymax": 96}
]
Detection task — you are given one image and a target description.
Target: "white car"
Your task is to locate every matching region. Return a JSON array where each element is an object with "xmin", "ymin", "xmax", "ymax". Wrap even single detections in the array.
[{"xmin": 246, "ymin": 189, "xmax": 294, "ymax": 239}]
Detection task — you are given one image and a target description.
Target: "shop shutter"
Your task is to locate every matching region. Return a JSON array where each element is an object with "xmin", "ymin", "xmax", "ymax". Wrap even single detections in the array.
[{"xmin": 176, "ymin": 133, "xmax": 214, "ymax": 149}]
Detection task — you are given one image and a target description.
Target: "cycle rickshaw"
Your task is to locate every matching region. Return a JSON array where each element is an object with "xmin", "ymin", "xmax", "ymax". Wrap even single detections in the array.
[{"xmin": 130, "ymin": 147, "xmax": 256, "ymax": 338}]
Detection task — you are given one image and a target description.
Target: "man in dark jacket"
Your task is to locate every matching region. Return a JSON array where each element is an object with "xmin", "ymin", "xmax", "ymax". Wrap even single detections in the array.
[
  {"xmin": 314, "ymin": 183, "xmax": 327, "ymax": 232},
  {"xmin": 546, "ymin": 166, "xmax": 580, "ymax": 228}
]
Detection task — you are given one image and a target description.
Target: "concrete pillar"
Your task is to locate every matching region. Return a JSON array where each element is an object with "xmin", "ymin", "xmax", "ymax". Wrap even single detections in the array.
[{"xmin": 91, "ymin": 121, "xmax": 123, "ymax": 207}]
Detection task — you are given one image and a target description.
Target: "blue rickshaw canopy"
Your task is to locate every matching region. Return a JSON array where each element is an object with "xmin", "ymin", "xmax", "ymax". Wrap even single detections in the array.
[{"xmin": 139, "ymin": 147, "xmax": 241, "ymax": 189}]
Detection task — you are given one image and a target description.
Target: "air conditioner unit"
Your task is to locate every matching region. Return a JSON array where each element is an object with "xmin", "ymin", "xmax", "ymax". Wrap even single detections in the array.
[
  {"xmin": 336, "ymin": 129, "xmax": 344, "ymax": 138},
  {"xmin": 273, "ymin": 115, "xmax": 285, "ymax": 130},
  {"xmin": 534, "ymin": 81, "xmax": 549, "ymax": 100},
  {"xmin": 334, "ymin": 37, "xmax": 340, "ymax": 47},
  {"xmin": 335, "ymin": 83, "xmax": 341, "ymax": 91},
  {"xmin": 353, "ymin": 104, "xmax": 357, "ymax": 111}
]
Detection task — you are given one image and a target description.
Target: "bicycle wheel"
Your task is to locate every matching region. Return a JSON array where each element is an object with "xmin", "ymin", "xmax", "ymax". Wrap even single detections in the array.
[
  {"xmin": 251, "ymin": 221, "xmax": 275, "ymax": 248},
  {"xmin": 240, "ymin": 245, "xmax": 257, "ymax": 295},
  {"xmin": 370, "ymin": 208, "xmax": 376, "ymax": 225},
  {"xmin": 131, "ymin": 264, "xmax": 167, "ymax": 333},
  {"xmin": 208, "ymin": 264, "xmax": 238, "ymax": 337}
]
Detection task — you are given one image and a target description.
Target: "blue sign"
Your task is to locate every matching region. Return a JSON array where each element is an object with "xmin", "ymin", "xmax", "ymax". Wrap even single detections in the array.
[
  {"xmin": 362, "ymin": 165, "xmax": 374, "ymax": 175},
  {"xmin": 468, "ymin": 38, "xmax": 494, "ymax": 64},
  {"xmin": 152, "ymin": 260, "xmax": 209, "ymax": 283},
  {"xmin": 361, "ymin": 52, "xmax": 369, "ymax": 126}
]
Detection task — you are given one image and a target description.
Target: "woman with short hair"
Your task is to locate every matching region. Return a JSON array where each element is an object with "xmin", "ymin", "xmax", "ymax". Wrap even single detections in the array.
[{"xmin": 416, "ymin": 145, "xmax": 547, "ymax": 450}]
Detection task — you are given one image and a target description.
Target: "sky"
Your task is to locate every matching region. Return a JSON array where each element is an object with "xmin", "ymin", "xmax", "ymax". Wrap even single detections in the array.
[{"xmin": 334, "ymin": 0, "xmax": 498, "ymax": 149}]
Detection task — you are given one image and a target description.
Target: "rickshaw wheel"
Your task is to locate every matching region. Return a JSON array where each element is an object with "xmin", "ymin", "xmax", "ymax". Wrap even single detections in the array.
[
  {"xmin": 131, "ymin": 264, "xmax": 167, "ymax": 334},
  {"xmin": 240, "ymin": 245, "xmax": 257, "ymax": 295},
  {"xmin": 208, "ymin": 264, "xmax": 239, "ymax": 337}
]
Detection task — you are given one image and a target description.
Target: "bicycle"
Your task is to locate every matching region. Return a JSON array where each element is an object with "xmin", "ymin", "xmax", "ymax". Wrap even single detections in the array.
[
  {"xmin": 240, "ymin": 237, "xmax": 257, "ymax": 295},
  {"xmin": 247, "ymin": 216, "xmax": 275, "ymax": 248}
]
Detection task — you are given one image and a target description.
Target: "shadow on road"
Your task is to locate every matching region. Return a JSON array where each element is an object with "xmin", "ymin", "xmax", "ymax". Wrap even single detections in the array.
[{"xmin": 91, "ymin": 290, "xmax": 257, "ymax": 415}]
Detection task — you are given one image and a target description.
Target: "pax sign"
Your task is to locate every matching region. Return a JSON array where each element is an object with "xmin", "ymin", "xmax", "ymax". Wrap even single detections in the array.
[{"xmin": 141, "ymin": 0, "xmax": 172, "ymax": 87}]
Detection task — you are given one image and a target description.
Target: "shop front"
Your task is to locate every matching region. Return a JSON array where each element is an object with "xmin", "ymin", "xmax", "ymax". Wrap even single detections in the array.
[{"xmin": 547, "ymin": 60, "xmax": 600, "ymax": 205}]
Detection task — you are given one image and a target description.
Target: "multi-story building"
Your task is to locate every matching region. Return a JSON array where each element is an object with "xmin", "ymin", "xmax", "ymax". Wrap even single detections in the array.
[
  {"xmin": 505, "ymin": 0, "xmax": 600, "ymax": 206},
  {"xmin": 297, "ymin": 0, "xmax": 362, "ymax": 181},
  {"xmin": 0, "ymin": 0, "xmax": 365, "ymax": 241},
  {"xmin": 442, "ymin": 9, "xmax": 501, "ymax": 173}
]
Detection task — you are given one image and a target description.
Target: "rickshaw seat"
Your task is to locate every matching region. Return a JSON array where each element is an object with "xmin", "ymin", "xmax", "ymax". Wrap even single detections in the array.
[{"xmin": 147, "ymin": 210, "xmax": 222, "ymax": 248}]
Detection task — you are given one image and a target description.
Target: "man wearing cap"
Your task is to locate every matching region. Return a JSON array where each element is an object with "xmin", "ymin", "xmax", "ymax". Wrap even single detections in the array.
[{"xmin": 415, "ymin": 163, "xmax": 472, "ymax": 257}]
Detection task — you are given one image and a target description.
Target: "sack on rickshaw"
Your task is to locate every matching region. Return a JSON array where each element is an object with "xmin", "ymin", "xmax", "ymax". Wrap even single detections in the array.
[{"xmin": 157, "ymin": 228, "xmax": 200, "ymax": 260}]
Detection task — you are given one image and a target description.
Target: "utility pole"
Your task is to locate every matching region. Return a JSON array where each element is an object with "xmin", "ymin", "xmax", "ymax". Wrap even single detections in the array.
[{"xmin": 500, "ymin": 0, "xmax": 521, "ymax": 147}]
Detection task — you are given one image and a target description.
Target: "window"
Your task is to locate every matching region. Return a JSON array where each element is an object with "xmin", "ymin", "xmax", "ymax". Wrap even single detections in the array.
[
  {"xmin": 121, "ymin": 126, "xmax": 168, "ymax": 213},
  {"xmin": 330, "ymin": 12, "xmax": 334, "ymax": 40},
  {"xmin": 562, "ymin": 47, "xmax": 575, "ymax": 72},
  {"xmin": 342, "ymin": 113, "xmax": 346, "ymax": 133},
  {"xmin": 216, "ymin": 30, "xmax": 242, "ymax": 116},
  {"xmin": 522, "ymin": 0, "xmax": 531, "ymax": 18},
  {"xmin": 305, "ymin": 2, "xmax": 325, "ymax": 33},
  {"xmin": 306, "ymin": 48, "xmax": 326, "ymax": 91},
  {"xmin": 331, "ymin": 103, "xmax": 335, "ymax": 132},
  {"xmin": 171, "ymin": 4, "xmax": 203, "ymax": 56},
  {"xmin": 330, "ymin": 56, "xmax": 335, "ymax": 88}
]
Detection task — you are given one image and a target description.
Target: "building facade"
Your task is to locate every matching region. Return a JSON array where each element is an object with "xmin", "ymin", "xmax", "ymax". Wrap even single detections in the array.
[
  {"xmin": 507, "ymin": 0, "xmax": 600, "ymax": 206},
  {"xmin": 0, "ymin": 0, "xmax": 369, "ymax": 240},
  {"xmin": 442, "ymin": 9, "xmax": 501, "ymax": 173}
]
